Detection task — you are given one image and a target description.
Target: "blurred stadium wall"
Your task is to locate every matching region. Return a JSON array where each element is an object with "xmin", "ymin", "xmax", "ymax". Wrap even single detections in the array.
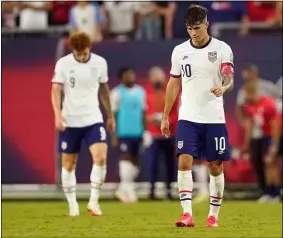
[{"xmin": 2, "ymin": 33, "xmax": 282, "ymax": 200}]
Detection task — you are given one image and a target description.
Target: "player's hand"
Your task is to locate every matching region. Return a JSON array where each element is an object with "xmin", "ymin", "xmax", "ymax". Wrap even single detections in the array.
[
  {"xmin": 106, "ymin": 116, "xmax": 116, "ymax": 134},
  {"xmin": 55, "ymin": 115, "xmax": 66, "ymax": 132},
  {"xmin": 160, "ymin": 117, "xmax": 170, "ymax": 138},
  {"xmin": 210, "ymin": 86, "xmax": 224, "ymax": 97}
]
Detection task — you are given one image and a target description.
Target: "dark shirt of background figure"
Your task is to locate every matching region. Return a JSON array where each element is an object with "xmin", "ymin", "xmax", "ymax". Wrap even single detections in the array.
[
  {"xmin": 154, "ymin": 1, "xmax": 199, "ymax": 39},
  {"xmin": 171, "ymin": 1, "xmax": 199, "ymax": 39},
  {"xmin": 201, "ymin": 1, "xmax": 248, "ymax": 35}
]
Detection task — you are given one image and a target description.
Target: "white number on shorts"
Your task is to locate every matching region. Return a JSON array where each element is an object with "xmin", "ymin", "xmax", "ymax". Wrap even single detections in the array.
[
  {"xmin": 100, "ymin": 127, "xmax": 106, "ymax": 141},
  {"xmin": 214, "ymin": 137, "xmax": 226, "ymax": 151}
]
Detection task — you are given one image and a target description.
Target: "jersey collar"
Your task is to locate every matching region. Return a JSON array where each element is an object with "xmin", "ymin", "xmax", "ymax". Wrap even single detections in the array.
[
  {"xmin": 73, "ymin": 53, "xmax": 91, "ymax": 64},
  {"xmin": 190, "ymin": 36, "xmax": 212, "ymax": 49}
]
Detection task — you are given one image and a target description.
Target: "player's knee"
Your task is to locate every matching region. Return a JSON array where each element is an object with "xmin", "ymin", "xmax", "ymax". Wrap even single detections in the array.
[
  {"xmin": 90, "ymin": 143, "xmax": 107, "ymax": 166},
  {"xmin": 62, "ymin": 156, "xmax": 77, "ymax": 171},
  {"xmin": 92, "ymin": 151, "xmax": 107, "ymax": 166},
  {"xmin": 207, "ymin": 160, "xmax": 223, "ymax": 176},
  {"xmin": 178, "ymin": 154, "xmax": 193, "ymax": 171}
]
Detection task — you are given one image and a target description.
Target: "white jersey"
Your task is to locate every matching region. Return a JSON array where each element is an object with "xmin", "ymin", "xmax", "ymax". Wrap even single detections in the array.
[
  {"xmin": 170, "ymin": 37, "xmax": 233, "ymax": 124},
  {"xmin": 52, "ymin": 53, "xmax": 108, "ymax": 127}
]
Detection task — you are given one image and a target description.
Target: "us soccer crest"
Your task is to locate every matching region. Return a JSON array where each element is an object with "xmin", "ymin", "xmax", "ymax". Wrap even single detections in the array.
[
  {"xmin": 178, "ymin": 141, "xmax": 184, "ymax": 149},
  {"xmin": 208, "ymin": 51, "xmax": 217, "ymax": 63}
]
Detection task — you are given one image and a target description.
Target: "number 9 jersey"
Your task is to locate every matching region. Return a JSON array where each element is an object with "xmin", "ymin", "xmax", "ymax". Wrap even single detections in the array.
[
  {"xmin": 170, "ymin": 37, "xmax": 233, "ymax": 124},
  {"xmin": 52, "ymin": 53, "xmax": 108, "ymax": 127}
]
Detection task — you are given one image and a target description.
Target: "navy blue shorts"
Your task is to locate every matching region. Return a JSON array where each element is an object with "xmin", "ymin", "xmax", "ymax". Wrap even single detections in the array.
[
  {"xmin": 59, "ymin": 123, "xmax": 106, "ymax": 153},
  {"xmin": 118, "ymin": 137, "xmax": 142, "ymax": 157},
  {"xmin": 176, "ymin": 120, "xmax": 230, "ymax": 161}
]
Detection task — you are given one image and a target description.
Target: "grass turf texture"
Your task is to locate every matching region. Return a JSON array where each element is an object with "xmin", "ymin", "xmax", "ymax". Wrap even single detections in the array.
[{"xmin": 2, "ymin": 201, "xmax": 282, "ymax": 237}]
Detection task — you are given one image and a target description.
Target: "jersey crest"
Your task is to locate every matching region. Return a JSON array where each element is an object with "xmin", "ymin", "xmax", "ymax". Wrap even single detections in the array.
[{"xmin": 208, "ymin": 51, "xmax": 217, "ymax": 63}]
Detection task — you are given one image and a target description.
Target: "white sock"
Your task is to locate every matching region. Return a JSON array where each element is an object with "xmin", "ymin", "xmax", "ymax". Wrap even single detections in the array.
[
  {"xmin": 61, "ymin": 168, "xmax": 77, "ymax": 205},
  {"xmin": 89, "ymin": 164, "xmax": 107, "ymax": 205},
  {"xmin": 194, "ymin": 165, "xmax": 209, "ymax": 195},
  {"xmin": 209, "ymin": 173, "xmax": 225, "ymax": 219},
  {"xmin": 119, "ymin": 160, "xmax": 134, "ymax": 190},
  {"xmin": 132, "ymin": 165, "xmax": 139, "ymax": 180},
  {"xmin": 178, "ymin": 170, "xmax": 193, "ymax": 215}
]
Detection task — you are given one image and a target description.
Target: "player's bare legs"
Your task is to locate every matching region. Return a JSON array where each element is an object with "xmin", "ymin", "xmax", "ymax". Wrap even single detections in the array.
[
  {"xmin": 88, "ymin": 142, "xmax": 107, "ymax": 216},
  {"xmin": 206, "ymin": 159, "xmax": 225, "ymax": 227},
  {"xmin": 61, "ymin": 153, "xmax": 79, "ymax": 216},
  {"xmin": 263, "ymin": 155, "xmax": 281, "ymax": 202},
  {"xmin": 175, "ymin": 153, "xmax": 195, "ymax": 227}
]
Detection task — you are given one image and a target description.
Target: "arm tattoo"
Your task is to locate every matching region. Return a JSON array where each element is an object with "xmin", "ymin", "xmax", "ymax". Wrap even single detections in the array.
[
  {"xmin": 222, "ymin": 73, "xmax": 234, "ymax": 94},
  {"xmin": 99, "ymin": 83, "xmax": 113, "ymax": 118}
]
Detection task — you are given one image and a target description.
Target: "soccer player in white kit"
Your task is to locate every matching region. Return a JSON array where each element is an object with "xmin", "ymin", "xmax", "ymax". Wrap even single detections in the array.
[
  {"xmin": 160, "ymin": 5, "xmax": 234, "ymax": 227},
  {"xmin": 51, "ymin": 32, "xmax": 115, "ymax": 216}
]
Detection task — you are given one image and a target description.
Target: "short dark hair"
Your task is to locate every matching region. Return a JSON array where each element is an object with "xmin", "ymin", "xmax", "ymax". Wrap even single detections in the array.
[
  {"xmin": 117, "ymin": 67, "xmax": 132, "ymax": 79},
  {"xmin": 184, "ymin": 4, "xmax": 208, "ymax": 26},
  {"xmin": 242, "ymin": 63, "xmax": 259, "ymax": 74}
]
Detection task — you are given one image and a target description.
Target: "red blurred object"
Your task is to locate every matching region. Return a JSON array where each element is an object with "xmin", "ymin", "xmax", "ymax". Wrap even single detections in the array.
[
  {"xmin": 224, "ymin": 148, "xmax": 256, "ymax": 183},
  {"xmin": 236, "ymin": 153, "xmax": 253, "ymax": 174},
  {"xmin": 52, "ymin": 1, "xmax": 76, "ymax": 25},
  {"xmin": 248, "ymin": 2, "xmax": 276, "ymax": 22},
  {"xmin": 145, "ymin": 82, "xmax": 179, "ymax": 137},
  {"xmin": 244, "ymin": 96, "xmax": 278, "ymax": 137}
]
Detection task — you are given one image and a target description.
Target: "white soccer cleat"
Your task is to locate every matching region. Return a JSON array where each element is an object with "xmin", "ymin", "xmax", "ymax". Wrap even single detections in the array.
[
  {"xmin": 115, "ymin": 188, "xmax": 130, "ymax": 203},
  {"xmin": 87, "ymin": 203, "xmax": 103, "ymax": 216},
  {"xmin": 257, "ymin": 194, "xmax": 274, "ymax": 203},
  {"xmin": 126, "ymin": 188, "xmax": 138, "ymax": 203},
  {"xmin": 68, "ymin": 202, "xmax": 80, "ymax": 217}
]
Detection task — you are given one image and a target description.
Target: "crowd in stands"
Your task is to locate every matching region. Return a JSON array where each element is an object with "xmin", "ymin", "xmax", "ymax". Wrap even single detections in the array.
[{"xmin": 2, "ymin": 1, "xmax": 282, "ymax": 41}]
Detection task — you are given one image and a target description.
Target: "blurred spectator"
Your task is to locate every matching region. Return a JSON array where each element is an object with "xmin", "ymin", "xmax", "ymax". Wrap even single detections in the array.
[
  {"xmin": 111, "ymin": 67, "xmax": 146, "ymax": 203},
  {"xmin": 247, "ymin": 1, "xmax": 277, "ymax": 23},
  {"xmin": 102, "ymin": 1, "xmax": 140, "ymax": 41},
  {"xmin": 18, "ymin": 2, "xmax": 52, "ymax": 30},
  {"xmin": 145, "ymin": 66, "xmax": 178, "ymax": 200},
  {"xmin": 238, "ymin": 1, "xmax": 281, "ymax": 36},
  {"xmin": 165, "ymin": 1, "xmax": 199, "ymax": 39},
  {"xmin": 241, "ymin": 80, "xmax": 281, "ymax": 203},
  {"xmin": 201, "ymin": 1, "xmax": 249, "ymax": 36},
  {"xmin": 69, "ymin": 1, "xmax": 104, "ymax": 42},
  {"xmin": 51, "ymin": 1, "xmax": 76, "ymax": 26},
  {"xmin": 1, "ymin": 1, "xmax": 17, "ymax": 28},
  {"xmin": 135, "ymin": 2, "xmax": 164, "ymax": 41},
  {"xmin": 274, "ymin": 1, "xmax": 282, "ymax": 26},
  {"xmin": 235, "ymin": 63, "xmax": 280, "ymax": 126}
]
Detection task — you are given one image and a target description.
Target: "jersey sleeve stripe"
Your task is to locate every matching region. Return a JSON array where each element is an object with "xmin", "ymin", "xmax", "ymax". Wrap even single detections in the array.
[{"xmin": 170, "ymin": 73, "xmax": 181, "ymax": 78}]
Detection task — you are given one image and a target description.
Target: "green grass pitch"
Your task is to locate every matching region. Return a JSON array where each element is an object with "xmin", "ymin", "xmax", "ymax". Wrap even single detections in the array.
[{"xmin": 2, "ymin": 201, "xmax": 282, "ymax": 237}]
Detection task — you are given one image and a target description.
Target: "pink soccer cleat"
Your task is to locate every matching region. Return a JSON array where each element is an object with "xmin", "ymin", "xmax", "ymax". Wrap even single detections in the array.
[
  {"xmin": 175, "ymin": 213, "xmax": 195, "ymax": 227},
  {"xmin": 206, "ymin": 216, "xmax": 218, "ymax": 227}
]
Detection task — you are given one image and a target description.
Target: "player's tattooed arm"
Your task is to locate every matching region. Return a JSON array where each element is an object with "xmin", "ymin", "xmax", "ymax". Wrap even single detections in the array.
[
  {"xmin": 222, "ymin": 73, "xmax": 234, "ymax": 94},
  {"xmin": 99, "ymin": 83, "xmax": 114, "ymax": 118},
  {"xmin": 242, "ymin": 117, "xmax": 253, "ymax": 151},
  {"xmin": 221, "ymin": 63, "xmax": 234, "ymax": 94}
]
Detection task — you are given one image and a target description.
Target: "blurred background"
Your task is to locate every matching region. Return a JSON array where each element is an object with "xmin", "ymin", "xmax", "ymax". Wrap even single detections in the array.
[{"xmin": 1, "ymin": 1, "xmax": 282, "ymax": 201}]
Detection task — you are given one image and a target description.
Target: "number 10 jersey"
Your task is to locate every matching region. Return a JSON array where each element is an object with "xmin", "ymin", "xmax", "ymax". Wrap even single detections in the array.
[{"xmin": 170, "ymin": 37, "xmax": 234, "ymax": 124}]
